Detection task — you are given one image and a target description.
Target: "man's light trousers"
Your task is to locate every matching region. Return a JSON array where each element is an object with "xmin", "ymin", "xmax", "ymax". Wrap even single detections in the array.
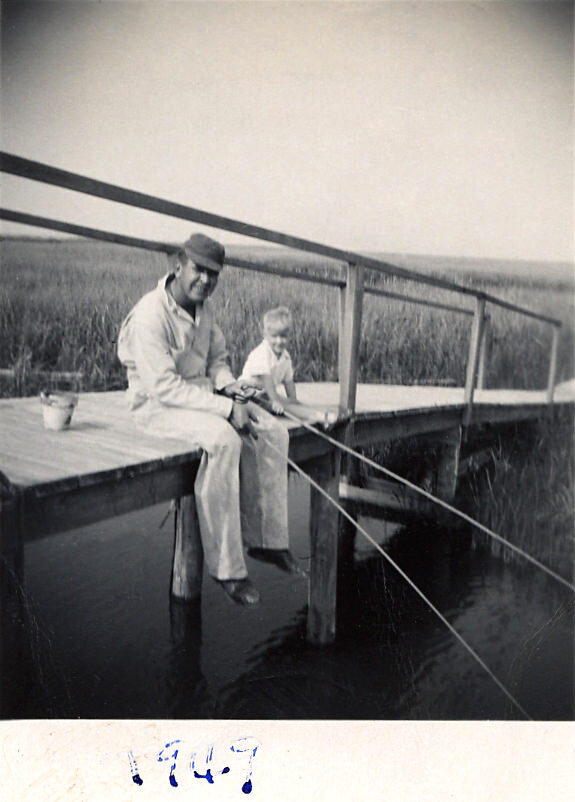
[{"xmin": 132, "ymin": 402, "xmax": 290, "ymax": 580}]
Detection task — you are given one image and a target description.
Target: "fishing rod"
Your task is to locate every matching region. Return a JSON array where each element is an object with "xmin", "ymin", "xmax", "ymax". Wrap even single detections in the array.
[
  {"xmin": 233, "ymin": 384, "xmax": 574, "ymax": 592},
  {"xmin": 278, "ymin": 442, "xmax": 533, "ymax": 721},
  {"xmin": 231, "ymin": 388, "xmax": 538, "ymax": 717},
  {"xmin": 241, "ymin": 400, "xmax": 533, "ymax": 721},
  {"xmin": 274, "ymin": 405, "xmax": 575, "ymax": 595},
  {"xmin": 233, "ymin": 388, "xmax": 574, "ymax": 719},
  {"xmin": 229, "ymin": 386, "xmax": 574, "ymax": 715}
]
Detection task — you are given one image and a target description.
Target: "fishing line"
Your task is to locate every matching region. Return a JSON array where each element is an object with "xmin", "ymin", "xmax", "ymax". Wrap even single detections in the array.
[
  {"xmin": 279, "ymin": 408, "xmax": 575, "ymax": 594},
  {"xmin": 264, "ymin": 435, "xmax": 532, "ymax": 721}
]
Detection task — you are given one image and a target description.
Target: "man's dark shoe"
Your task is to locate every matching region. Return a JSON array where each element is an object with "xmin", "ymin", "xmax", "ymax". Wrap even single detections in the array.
[
  {"xmin": 247, "ymin": 548, "xmax": 308, "ymax": 576},
  {"xmin": 215, "ymin": 577, "xmax": 261, "ymax": 606}
]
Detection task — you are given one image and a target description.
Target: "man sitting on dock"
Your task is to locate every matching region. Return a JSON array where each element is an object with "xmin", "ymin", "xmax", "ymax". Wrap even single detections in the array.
[{"xmin": 117, "ymin": 232, "xmax": 304, "ymax": 606}]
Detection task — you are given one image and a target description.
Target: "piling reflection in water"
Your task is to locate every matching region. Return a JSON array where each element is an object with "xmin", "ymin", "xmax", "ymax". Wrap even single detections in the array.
[
  {"xmin": 164, "ymin": 599, "xmax": 206, "ymax": 719},
  {"xmin": 17, "ymin": 478, "xmax": 574, "ymax": 721}
]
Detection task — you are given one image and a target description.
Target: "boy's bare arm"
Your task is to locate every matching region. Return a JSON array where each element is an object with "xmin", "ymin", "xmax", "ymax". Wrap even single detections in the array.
[
  {"xmin": 283, "ymin": 378, "xmax": 298, "ymax": 401},
  {"xmin": 281, "ymin": 382, "xmax": 337, "ymax": 424},
  {"xmin": 254, "ymin": 373, "xmax": 285, "ymax": 414}
]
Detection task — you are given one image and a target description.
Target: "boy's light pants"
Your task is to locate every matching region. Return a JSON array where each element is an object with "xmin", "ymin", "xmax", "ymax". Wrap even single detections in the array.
[{"xmin": 132, "ymin": 402, "xmax": 290, "ymax": 580}]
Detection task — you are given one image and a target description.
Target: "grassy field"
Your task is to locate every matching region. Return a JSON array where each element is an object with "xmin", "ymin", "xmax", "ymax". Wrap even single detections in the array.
[{"xmin": 1, "ymin": 238, "xmax": 573, "ymax": 394}]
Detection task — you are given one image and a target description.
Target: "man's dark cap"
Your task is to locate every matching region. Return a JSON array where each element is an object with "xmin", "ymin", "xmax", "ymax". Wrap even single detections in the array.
[{"xmin": 183, "ymin": 233, "xmax": 225, "ymax": 273}]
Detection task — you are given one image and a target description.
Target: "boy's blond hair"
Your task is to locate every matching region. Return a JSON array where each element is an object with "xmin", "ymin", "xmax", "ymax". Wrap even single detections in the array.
[{"xmin": 262, "ymin": 307, "xmax": 292, "ymax": 331}]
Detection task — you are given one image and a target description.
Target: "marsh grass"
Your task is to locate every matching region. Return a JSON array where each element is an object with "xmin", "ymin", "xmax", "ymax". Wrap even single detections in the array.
[
  {"xmin": 1, "ymin": 239, "xmax": 573, "ymax": 394},
  {"xmin": 356, "ymin": 414, "xmax": 574, "ymax": 580},
  {"xmin": 460, "ymin": 410, "xmax": 575, "ymax": 580}
]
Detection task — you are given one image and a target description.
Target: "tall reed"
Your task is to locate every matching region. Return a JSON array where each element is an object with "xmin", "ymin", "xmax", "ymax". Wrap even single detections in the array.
[
  {"xmin": 1, "ymin": 239, "xmax": 572, "ymax": 395},
  {"xmin": 460, "ymin": 410, "xmax": 575, "ymax": 580}
]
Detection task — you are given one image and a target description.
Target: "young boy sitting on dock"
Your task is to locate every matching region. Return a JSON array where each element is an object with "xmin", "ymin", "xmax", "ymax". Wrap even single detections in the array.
[{"xmin": 241, "ymin": 307, "xmax": 333, "ymax": 424}]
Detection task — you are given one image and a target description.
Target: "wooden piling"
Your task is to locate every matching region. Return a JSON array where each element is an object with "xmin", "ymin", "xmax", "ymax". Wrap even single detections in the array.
[
  {"xmin": 337, "ymin": 420, "xmax": 359, "ymax": 614},
  {"xmin": 307, "ymin": 450, "xmax": 341, "ymax": 645},
  {"xmin": 435, "ymin": 427, "xmax": 462, "ymax": 502},
  {"xmin": 0, "ymin": 476, "xmax": 24, "ymax": 716},
  {"xmin": 171, "ymin": 494, "xmax": 203, "ymax": 601}
]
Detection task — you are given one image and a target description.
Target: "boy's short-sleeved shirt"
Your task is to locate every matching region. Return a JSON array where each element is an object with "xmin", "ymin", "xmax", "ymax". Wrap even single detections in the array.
[{"xmin": 241, "ymin": 340, "xmax": 294, "ymax": 391}]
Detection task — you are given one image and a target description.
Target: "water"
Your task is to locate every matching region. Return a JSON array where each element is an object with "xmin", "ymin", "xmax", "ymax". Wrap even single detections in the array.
[{"xmin": 16, "ymin": 477, "xmax": 574, "ymax": 721}]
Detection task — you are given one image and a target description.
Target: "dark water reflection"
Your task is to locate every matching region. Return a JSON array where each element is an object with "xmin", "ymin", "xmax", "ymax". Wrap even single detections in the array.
[{"xmin": 18, "ymin": 477, "xmax": 574, "ymax": 721}]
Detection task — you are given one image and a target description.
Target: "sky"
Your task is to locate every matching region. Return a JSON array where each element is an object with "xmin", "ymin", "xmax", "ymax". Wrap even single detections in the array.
[{"xmin": 1, "ymin": 1, "xmax": 573, "ymax": 261}]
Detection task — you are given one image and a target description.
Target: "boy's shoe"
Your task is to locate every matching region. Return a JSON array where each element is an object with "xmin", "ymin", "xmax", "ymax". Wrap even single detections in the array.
[
  {"xmin": 247, "ymin": 547, "xmax": 308, "ymax": 577},
  {"xmin": 214, "ymin": 577, "xmax": 261, "ymax": 606}
]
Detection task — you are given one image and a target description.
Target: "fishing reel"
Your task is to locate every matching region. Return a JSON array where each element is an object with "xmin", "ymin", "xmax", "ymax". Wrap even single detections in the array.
[{"xmin": 220, "ymin": 382, "xmax": 268, "ymax": 406}]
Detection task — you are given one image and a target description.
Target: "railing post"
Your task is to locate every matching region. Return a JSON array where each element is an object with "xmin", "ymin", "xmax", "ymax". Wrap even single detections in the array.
[
  {"xmin": 338, "ymin": 285, "xmax": 346, "ymax": 386},
  {"xmin": 476, "ymin": 314, "xmax": 490, "ymax": 390},
  {"xmin": 338, "ymin": 262, "xmax": 364, "ymax": 415},
  {"xmin": 463, "ymin": 296, "xmax": 486, "ymax": 427},
  {"xmin": 546, "ymin": 325, "xmax": 560, "ymax": 405}
]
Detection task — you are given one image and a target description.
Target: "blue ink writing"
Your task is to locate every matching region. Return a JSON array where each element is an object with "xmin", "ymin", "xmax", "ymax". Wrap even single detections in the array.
[
  {"xmin": 191, "ymin": 744, "xmax": 230, "ymax": 785},
  {"xmin": 128, "ymin": 751, "xmax": 144, "ymax": 786},
  {"xmin": 230, "ymin": 737, "xmax": 260, "ymax": 794},
  {"xmin": 126, "ymin": 735, "xmax": 261, "ymax": 791},
  {"xmin": 157, "ymin": 740, "xmax": 182, "ymax": 788}
]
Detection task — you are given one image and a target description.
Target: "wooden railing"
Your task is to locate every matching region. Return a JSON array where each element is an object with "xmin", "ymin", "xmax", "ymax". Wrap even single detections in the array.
[{"xmin": 0, "ymin": 152, "xmax": 563, "ymax": 422}]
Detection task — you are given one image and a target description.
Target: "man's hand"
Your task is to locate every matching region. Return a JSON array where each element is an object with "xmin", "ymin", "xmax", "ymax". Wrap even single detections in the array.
[
  {"xmin": 221, "ymin": 379, "xmax": 263, "ymax": 401},
  {"xmin": 229, "ymin": 400, "xmax": 259, "ymax": 438}
]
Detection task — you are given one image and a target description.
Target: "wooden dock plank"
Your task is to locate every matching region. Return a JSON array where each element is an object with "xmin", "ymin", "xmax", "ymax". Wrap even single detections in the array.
[
  {"xmin": 1, "ymin": 384, "xmax": 573, "ymax": 492},
  {"xmin": 0, "ymin": 393, "xmax": 204, "ymax": 485},
  {"xmin": 19, "ymin": 462, "xmax": 196, "ymax": 540}
]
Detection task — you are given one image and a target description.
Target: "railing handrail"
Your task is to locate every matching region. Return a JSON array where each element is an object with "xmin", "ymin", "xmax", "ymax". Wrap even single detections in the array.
[
  {"xmin": 0, "ymin": 207, "xmax": 175, "ymax": 254},
  {"xmin": 0, "ymin": 207, "xmax": 473, "ymax": 316},
  {"xmin": 0, "ymin": 151, "xmax": 561, "ymax": 327}
]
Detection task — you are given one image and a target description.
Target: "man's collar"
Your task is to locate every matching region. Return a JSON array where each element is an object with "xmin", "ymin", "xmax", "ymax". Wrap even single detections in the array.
[{"xmin": 161, "ymin": 273, "xmax": 202, "ymax": 324}]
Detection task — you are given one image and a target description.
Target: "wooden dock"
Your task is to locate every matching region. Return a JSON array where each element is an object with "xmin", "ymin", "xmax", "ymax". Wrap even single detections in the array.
[
  {"xmin": 1, "ymin": 152, "xmax": 573, "ymax": 716},
  {"xmin": 2, "ymin": 381, "xmax": 574, "ymax": 716},
  {"xmin": 3, "ymin": 383, "xmax": 571, "ymax": 535}
]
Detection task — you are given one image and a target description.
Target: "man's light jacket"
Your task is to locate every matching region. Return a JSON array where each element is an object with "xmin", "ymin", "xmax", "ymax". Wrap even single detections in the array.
[{"xmin": 117, "ymin": 274, "xmax": 235, "ymax": 419}]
